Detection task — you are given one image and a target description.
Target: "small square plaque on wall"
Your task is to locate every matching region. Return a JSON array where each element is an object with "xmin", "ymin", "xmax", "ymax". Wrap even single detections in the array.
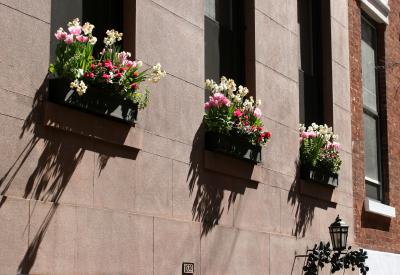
[{"xmin": 182, "ymin": 262, "xmax": 194, "ymax": 274}]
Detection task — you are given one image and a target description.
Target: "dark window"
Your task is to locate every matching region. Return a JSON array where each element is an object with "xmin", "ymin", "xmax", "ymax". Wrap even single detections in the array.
[
  {"xmin": 50, "ymin": 0, "xmax": 126, "ymax": 60},
  {"xmin": 83, "ymin": 0, "xmax": 124, "ymax": 54},
  {"xmin": 205, "ymin": 0, "xmax": 246, "ymax": 85},
  {"xmin": 361, "ymin": 15, "xmax": 384, "ymax": 201},
  {"xmin": 299, "ymin": 0, "xmax": 332, "ymax": 125}
]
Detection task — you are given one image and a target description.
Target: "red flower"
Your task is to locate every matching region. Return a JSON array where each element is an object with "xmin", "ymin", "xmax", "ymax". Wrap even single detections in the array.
[
  {"xmin": 102, "ymin": 73, "xmax": 110, "ymax": 80},
  {"xmin": 89, "ymin": 72, "xmax": 94, "ymax": 78},
  {"xmin": 233, "ymin": 109, "xmax": 242, "ymax": 117},
  {"xmin": 265, "ymin": 132, "xmax": 271, "ymax": 139},
  {"xmin": 131, "ymin": 83, "xmax": 139, "ymax": 89},
  {"xmin": 115, "ymin": 72, "xmax": 123, "ymax": 78}
]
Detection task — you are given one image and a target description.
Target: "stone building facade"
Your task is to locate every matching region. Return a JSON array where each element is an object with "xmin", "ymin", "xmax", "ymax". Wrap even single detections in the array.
[{"xmin": 0, "ymin": 0, "xmax": 396, "ymax": 274}]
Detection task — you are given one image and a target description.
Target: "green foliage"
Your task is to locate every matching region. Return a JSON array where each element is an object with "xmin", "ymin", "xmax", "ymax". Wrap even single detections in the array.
[
  {"xmin": 53, "ymin": 41, "xmax": 94, "ymax": 79},
  {"xmin": 204, "ymin": 105, "xmax": 234, "ymax": 135},
  {"xmin": 300, "ymin": 136, "xmax": 324, "ymax": 170},
  {"xmin": 303, "ymin": 242, "xmax": 369, "ymax": 275}
]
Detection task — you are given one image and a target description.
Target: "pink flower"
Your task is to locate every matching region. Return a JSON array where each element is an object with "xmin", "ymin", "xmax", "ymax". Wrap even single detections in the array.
[
  {"xmin": 204, "ymin": 102, "xmax": 211, "ymax": 110},
  {"xmin": 234, "ymin": 109, "xmax": 242, "ymax": 117},
  {"xmin": 308, "ymin": 131, "xmax": 317, "ymax": 138},
  {"xmin": 89, "ymin": 72, "xmax": 94, "ymax": 79},
  {"xmin": 254, "ymin": 107, "xmax": 262, "ymax": 118},
  {"xmin": 68, "ymin": 26, "xmax": 82, "ymax": 35},
  {"xmin": 115, "ymin": 72, "xmax": 123, "ymax": 78},
  {"xmin": 55, "ymin": 30, "xmax": 67, "ymax": 40},
  {"xmin": 328, "ymin": 142, "xmax": 341, "ymax": 150},
  {"xmin": 64, "ymin": 34, "xmax": 74, "ymax": 45},
  {"xmin": 101, "ymin": 73, "xmax": 110, "ymax": 80},
  {"xmin": 76, "ymin": 35, "xmax": 89, "ymax": 43},
  {"xmin": 126, "ymin": 60, "xmax": 136, "ymax": 68}
]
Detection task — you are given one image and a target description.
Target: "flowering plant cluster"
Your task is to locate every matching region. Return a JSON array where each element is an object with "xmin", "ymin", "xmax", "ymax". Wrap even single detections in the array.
[
  {"xmin": 299, "ymin": 123, "xmax": 342, "ymax": 174},
  {"xmin": 49, "ymin": 18, "xmax": 166, "ymax": 109},
  {"xmin": 204, "ymin": 77, "xmax": 271, "ymax": 146}
]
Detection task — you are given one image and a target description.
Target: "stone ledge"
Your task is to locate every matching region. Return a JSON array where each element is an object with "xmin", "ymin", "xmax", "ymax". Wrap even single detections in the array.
[
  {"xmin": 42, "ymin": 101, "xmax": 143, "ymax": 150},
  {"xmin": 299, "ymin": 180, "xmax": 337, "ymax": 204},
  {"xmin": 204, "ymin": 150, "xmax": 263, "ymax": 182},
  {"xmin": 364, "ymin": 198, "xmax": 396, "ymax": 218}
]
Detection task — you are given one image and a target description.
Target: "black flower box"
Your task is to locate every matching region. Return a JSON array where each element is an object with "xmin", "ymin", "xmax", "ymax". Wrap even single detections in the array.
[
  {"xmin": 300, "ymin": 166, "xmax": 338, "ymax": 188},
  {"xmin": 48, "ymin": 78, "xmax": 138, "ymax": 124},
  {"xmin": 205, "ymin": 131, "xmax": 262, "ymax": 164}
]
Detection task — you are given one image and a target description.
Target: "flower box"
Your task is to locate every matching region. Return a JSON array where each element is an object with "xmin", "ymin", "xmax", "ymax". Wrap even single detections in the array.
[
  {"xmin": 300, "ymin": 166, "xmax": 338, "ymax": 188},
  {"xmin": 205, "ymin": 131, "xmax": 262, "ymax": 163},
  {"xmin": 48, "ymin": 78, "xmax": 138, "ymax": 124}
]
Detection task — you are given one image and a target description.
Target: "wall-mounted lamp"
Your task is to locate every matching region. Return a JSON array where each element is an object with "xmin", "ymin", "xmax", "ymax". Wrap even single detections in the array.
[{"xmin": 329, "ymin": 215, "xmax": 349, "ymax": 251}]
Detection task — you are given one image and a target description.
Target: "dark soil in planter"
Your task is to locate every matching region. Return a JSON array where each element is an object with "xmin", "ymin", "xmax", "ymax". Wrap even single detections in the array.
[
  {"xmin": 48, "ymin": 78, "xmax": 138, "ymax": 124},
  {"xmin": 205, "ymin": 131, "xmax": 262, "ymax": 164}
]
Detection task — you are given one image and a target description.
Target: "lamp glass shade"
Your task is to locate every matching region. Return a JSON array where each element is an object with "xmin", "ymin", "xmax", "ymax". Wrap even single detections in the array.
[{"xmin": 329, "ymin": 215, "xmax": 349, "ymax": 250}]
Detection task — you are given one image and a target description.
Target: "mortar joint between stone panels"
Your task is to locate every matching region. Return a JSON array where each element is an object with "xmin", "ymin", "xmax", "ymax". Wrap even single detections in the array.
[
  {"xmin": 0, "ymin": 86, "xmax": 35, "ymax": 100},
  {"xmin": 0, "ymin": 112, "xmax": 25, "ymax": 122},
  {"xmin": 254, "ymin": 7, "xmax": 298, "ymax": 37},
  {"xmin": 333, "ymin": 59, "xmax": 349, "ymax": 72},
  {"xmin": 331, "ymin": 15, "xmax": 349, "ymax": 29},
  {"xmin": 142, "ymin": 60, "xmax": 205, "ymax": 90},
  {"xmin": 149, "ymin": 0, "xmax": 204, "ymax": 31},
  {"xmin": 141, "ymin": 129, "xmax": 193, "ymax": 148},
  {"xmin": 255, "ymin": 60, "xmax": 299, "ymax": 84},
  {"xmin": 0, "ymin": 2, "xmax": 50, "ymax": 24}
]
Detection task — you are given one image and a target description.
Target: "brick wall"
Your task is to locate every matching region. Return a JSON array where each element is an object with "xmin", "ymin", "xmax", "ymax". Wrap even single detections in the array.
[{"xmin": 350, "ymin": 0, "xmax": 400, "ymax": 253}]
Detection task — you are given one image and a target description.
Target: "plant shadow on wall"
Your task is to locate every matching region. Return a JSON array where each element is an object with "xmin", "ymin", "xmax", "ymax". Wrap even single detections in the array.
[
  {"xmin": 287, "ymin": 163, "xmax": 336, "ymax": 238},
  {"xmin": 188, "ymin": 124, "xmax": 258, "ymax": 237},
  {"xmin": 0, "ymin": 78, "xmax": 138, "ymax": 274}
]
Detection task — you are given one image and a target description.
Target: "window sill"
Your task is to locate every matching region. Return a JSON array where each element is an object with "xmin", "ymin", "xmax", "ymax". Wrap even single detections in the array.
[
  {"xmin": 361, "ymin": 0, "xmax": 390, "ymax": 24},
  {"xmin": 364, "ymin": 198, "xmax": 396, "ymax": 218},
  {"xmin": 43, "ymin": 101, "xmax": 144, "ymax": 150},
  {"xmin": 204, "ymin": 150, "xmax": 262, "ymax": 182}
]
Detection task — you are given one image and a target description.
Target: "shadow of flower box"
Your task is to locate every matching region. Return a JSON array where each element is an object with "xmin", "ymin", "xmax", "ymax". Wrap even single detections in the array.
[
  {"xmin": 48, "ymin": 78, "xmax": 138, "ymax": 124},
  {"xmin": 300, "ymin": 166, "xmax": 338, "ymax": 188},
  {"xmin": 205, "ymin": 131, "xmax": 262, "ymax": 164}
]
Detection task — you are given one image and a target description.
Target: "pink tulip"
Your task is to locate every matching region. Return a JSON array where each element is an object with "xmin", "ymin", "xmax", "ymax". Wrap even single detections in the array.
[
  {"xmin": 254, "ymin": 107, "xmax": 262, "ymax": 118},
  {"xmin": 64, "ymin": 34, "xmax": 74, "ymax": 45},
  {"xmin": 68, "ymin": 26, "xmax": 82, "ymax": 35},
  {"xmin": 76, "ymin": 35, "xmax": 89, "ymax": 43},
  {"xmin": 126, "ymin": 60, "xmax": 137, "ymax": 68},
  {"xmin": 55, "ymin": 30, "xmax": 67, "ymax": 40}
]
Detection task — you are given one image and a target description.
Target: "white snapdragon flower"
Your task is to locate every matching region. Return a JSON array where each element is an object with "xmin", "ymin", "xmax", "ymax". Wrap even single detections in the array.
[
  {"xmin": 243, "ymin": 99, "xmax": 254, "ymax": 111},
  {"xmin": 82, "ymin": 22, "xmax": 95, "ymax": 35},
  {"xmin": 88, "ymin": 36, "xmax": 97, "ymax": 45},
  {"xmin": 233, "ymin": 94, "xmax": 241, "ymax": 103},
  {"xmin": 67, "ymin": 18, "xmax": 80, "ymax": 27},
  {"xmin": 256, "ymin": 99, "xmax": 262, "ymax": 107},
  {"xmin": 137, "ymin": 60, "xmax": 143, "ymax": 68},
  {"xmin": 70, "ymin": 80, "xmax": 87, "ymax": 96},
  {"xmin": 149, "ymin": 63, "xmax": 167, "ymax": 83},
  {"xmin": 226, "ymin": 78, "xmax": 236, "ymax": 92},
  {"xmin": 104, "ymin": 29, "xmax": 123, "ymax": 46}
]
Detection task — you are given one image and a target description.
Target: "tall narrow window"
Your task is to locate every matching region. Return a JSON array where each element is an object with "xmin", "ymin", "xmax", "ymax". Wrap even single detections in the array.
[
  {"xmin": 205, "ymin": 0, "xmax": 245, "ymax": 85},
  {"xmin": 50, "ymin": 0, "xmax": 127, "ymax": 60},
  {"xmin": 361, "ymin": 15, "xmax": 383, "ymax": 201},
  {"xmin": 299, "ymin": 0, "xmax": 332, "ymax": 125}
]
